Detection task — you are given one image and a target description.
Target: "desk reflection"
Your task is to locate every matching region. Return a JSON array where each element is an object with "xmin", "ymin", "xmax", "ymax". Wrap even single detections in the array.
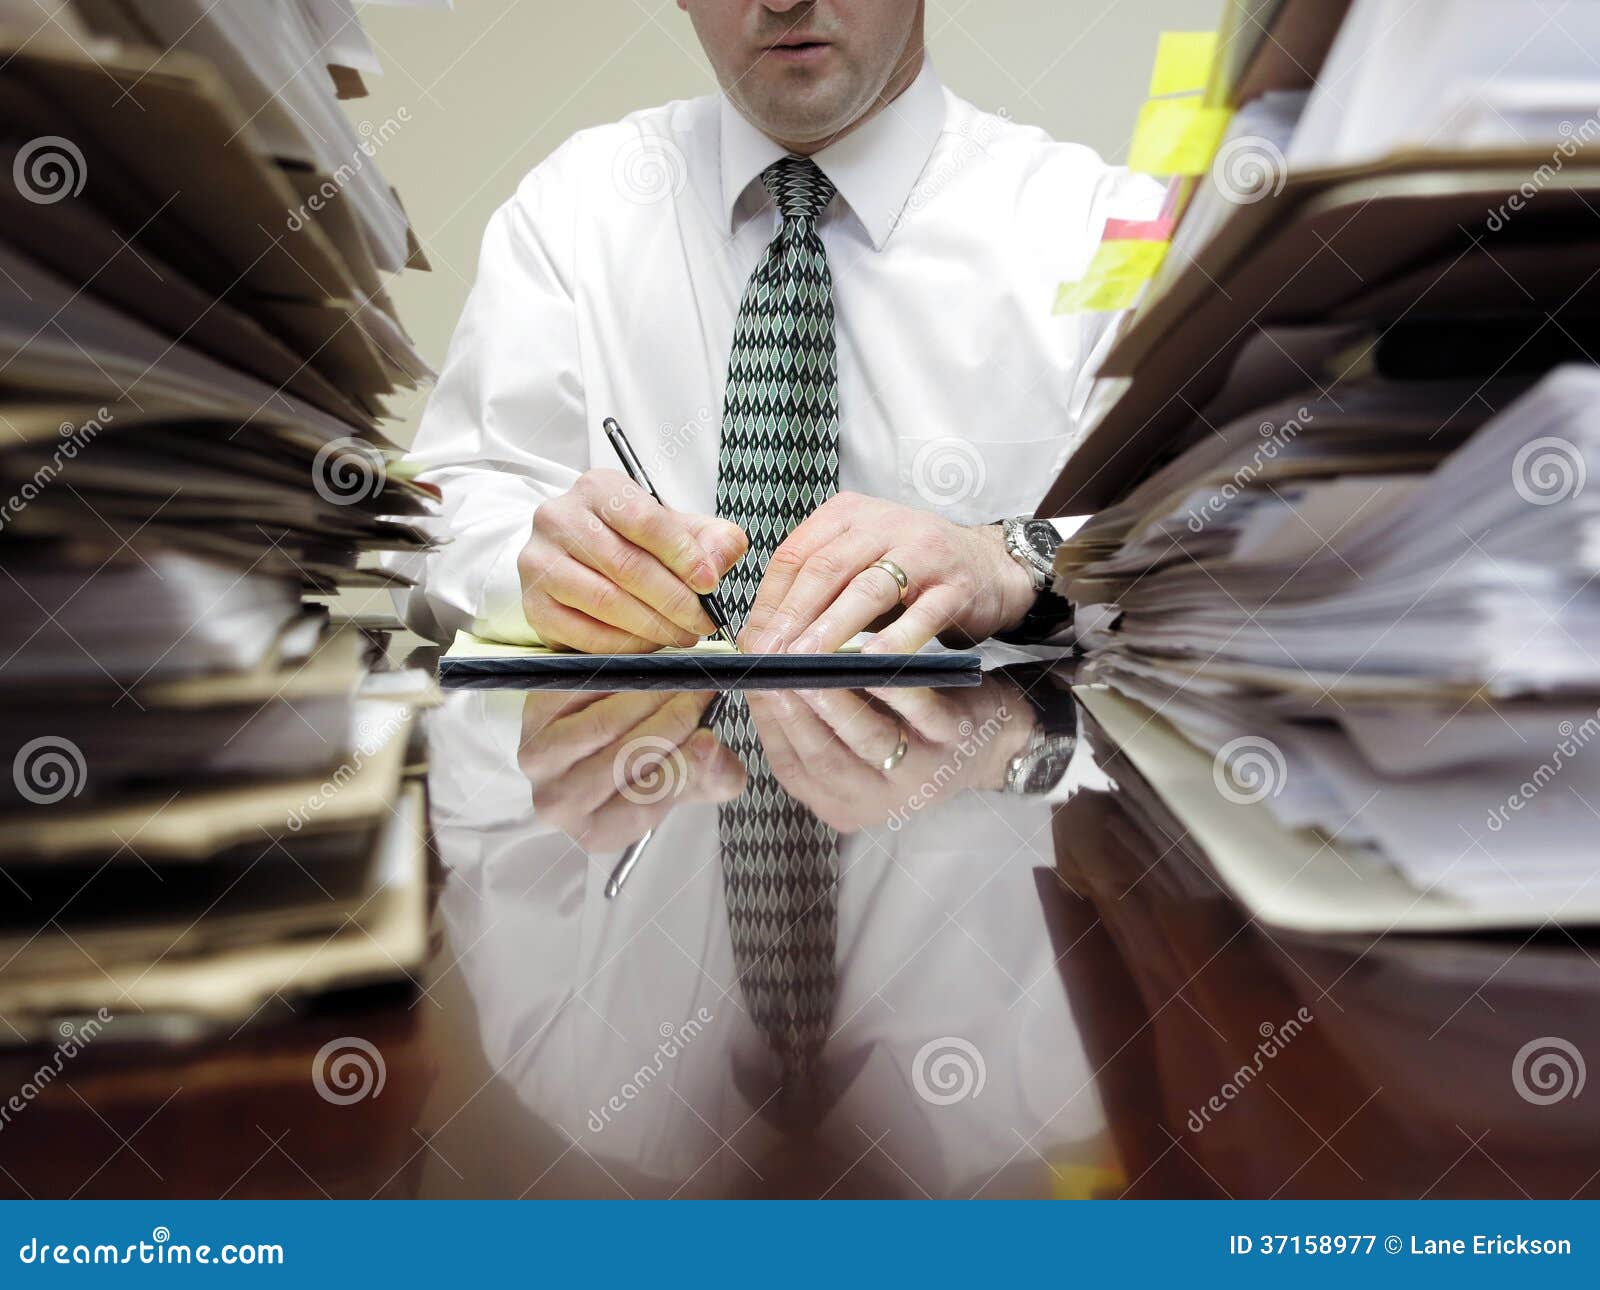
[
  {"xmin": 426, "ymin": 667, "xmax": 1107, "ymax": 1198},
  {"xmin": 1051, "ymin": 706, "xmax": 1600, "ymax": 1199},
  {"xmin": 3, "ymin": 664, "xmax": 1597, "ymax": 1198}
]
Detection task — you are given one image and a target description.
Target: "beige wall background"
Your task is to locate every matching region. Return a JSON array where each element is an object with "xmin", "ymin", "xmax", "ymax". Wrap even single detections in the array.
[{"xmin": 353, "ymin": 0, "xmax": 1206, "ymax": 444}]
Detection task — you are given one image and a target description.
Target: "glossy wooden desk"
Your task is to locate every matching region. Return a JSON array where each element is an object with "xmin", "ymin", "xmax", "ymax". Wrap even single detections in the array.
[{"xmin": 1, "ymin": 664, "xmax": 1594, "ymax": 1199}]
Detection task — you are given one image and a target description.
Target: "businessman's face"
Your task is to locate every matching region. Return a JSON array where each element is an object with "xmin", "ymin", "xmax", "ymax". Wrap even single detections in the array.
[{"xmin": 680, "ymin": 0, "xmax": 925, "ymax": 150}]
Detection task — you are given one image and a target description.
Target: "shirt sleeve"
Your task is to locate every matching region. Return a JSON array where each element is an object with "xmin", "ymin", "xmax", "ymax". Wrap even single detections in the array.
[{"xmin": 391, "ymin": 144, "xmax": 588, "ymax": 644}]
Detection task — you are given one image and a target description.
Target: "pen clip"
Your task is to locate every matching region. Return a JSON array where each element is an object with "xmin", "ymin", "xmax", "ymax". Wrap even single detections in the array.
[{"xmin": 602, "ymin": 416, "xmax": 659, "ymax": 502}]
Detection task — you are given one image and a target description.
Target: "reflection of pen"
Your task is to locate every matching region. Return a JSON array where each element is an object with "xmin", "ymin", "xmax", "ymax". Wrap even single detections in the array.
[
  {"xmin": 603, "ymin": 830, "xmax": 651, "ymax": 900},
  {"xmin": 604, "ymin": 692, "xmax": 730, "ymax": 900},
  {"xmin": 602, "ymin": 416, "xmax": 739, "ymax": 649}
]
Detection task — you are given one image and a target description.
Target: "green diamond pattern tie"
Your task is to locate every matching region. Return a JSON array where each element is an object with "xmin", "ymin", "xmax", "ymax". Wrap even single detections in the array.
[
  {"xmin": 718, "ymin": 694, "xmax": 840, "ymax": 1088},
  {"xmin": 715, "ymin": 155, "xmax": 840, "ymax": 625}
]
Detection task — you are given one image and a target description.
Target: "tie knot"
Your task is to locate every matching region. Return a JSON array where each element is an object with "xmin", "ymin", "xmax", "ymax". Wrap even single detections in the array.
[{"xmin": 761, "ymin": 156, "xmax": 835, "ymax": 227}]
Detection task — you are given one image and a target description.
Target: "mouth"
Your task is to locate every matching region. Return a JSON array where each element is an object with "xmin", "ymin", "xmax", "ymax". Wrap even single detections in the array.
[{"xmin": 763, "ymin": 35, "xmax": 832, "ymax": 62}]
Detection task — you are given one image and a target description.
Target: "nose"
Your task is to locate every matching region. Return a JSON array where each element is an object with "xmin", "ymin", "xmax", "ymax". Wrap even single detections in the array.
[{"xmin": 762, "ymin": 0, "xmax": 809, "ymax": 13}]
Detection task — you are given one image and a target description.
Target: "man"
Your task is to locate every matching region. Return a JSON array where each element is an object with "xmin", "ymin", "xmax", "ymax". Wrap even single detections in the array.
[{"xmin": 399, "ymin": 0, "xmax": 1158, "ymax": 653}]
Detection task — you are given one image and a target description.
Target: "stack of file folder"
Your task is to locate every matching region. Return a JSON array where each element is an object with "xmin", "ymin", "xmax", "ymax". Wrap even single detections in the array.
[
  {"xmin": 1048, "ymin": 0, "xmax": 1600, "ymax": 933},
  {"xmin": 0, "ymin": 0, "xmax": 441, "ymax": 1040}
]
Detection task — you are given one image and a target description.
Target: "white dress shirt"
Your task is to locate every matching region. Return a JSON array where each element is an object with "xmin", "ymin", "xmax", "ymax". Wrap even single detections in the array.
[{"xmin": 395, "ymin": 58, "xmax": 1161, "ymax": 644}]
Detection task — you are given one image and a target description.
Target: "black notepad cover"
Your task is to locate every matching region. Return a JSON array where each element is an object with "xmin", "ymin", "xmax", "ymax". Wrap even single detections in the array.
[{"xmin": 438, "ymin": 650, "xmax": 982, "ymax": 690}]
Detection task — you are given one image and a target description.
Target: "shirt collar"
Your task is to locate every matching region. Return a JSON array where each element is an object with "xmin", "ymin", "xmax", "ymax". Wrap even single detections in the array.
[{"xmin": 718, "ymin": 56, "xmax": 947, "ymax": 252}]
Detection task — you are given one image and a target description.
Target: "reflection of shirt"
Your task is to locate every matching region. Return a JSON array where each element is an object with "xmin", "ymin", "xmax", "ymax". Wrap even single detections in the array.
[
  {"xmin": 427, "ymin": 690, "xmax": 1112, "ymax": 1197},
  {"xmin": 394, "ymin": 58, "xmax": 1161, "ymax": 643}
]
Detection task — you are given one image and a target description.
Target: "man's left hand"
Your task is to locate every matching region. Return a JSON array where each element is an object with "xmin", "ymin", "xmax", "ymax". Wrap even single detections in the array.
[{"xmin": 737, "ymin": 494, "xmax": 1037, "ymax": 654}]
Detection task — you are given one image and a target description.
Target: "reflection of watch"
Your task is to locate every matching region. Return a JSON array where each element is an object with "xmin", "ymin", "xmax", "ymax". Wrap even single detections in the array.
[
  {"xmin": 1003, "ymin": 728, "xmax": 1078, "ymax": 795},
  {"xmin": 994, "ymin": 664, "xmax": 1079, "ymax": 795}
]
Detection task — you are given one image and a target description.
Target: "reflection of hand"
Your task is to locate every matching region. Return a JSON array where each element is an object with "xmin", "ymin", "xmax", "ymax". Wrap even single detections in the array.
[
  {"xmin": 518, "ymin": 690, "xmax": 745, "ymax": 851},
  {"xmin": 518, "ymin": 469, "xmax": 747, "ymax": 652},
  {"xmin": 746, "ymin": 678, "xmax": 1034, "ymax": 833},
  {"xmin": 735, "ymin": 494, "xmax": 1035, "ymax": 655}
]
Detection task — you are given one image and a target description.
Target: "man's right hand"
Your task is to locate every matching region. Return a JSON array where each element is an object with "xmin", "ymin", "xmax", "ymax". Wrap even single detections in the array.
[
  {"xmin": 517, "ymin": 469, "xmax": 747, "ymax": 652},
  {"xmin": 519, "ymin": 690, "xmax": 745, "ymax": 853}
]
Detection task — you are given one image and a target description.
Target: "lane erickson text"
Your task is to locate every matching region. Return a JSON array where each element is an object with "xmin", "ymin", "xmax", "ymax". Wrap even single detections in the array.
[{"xmin": 1230, "ymin": 1234, "xmax": 1573, "ymax": 1256}]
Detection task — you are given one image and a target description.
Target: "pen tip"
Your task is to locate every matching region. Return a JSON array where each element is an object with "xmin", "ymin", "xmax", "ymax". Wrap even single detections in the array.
[{"xmin": 604, "ymin": 881, "xmax": 620, "ymax": 899}]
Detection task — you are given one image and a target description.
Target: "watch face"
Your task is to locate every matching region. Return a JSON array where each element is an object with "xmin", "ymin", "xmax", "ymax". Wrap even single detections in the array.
[
  {"xmin": 1012, "ymin": 738, "xmax": 1077, "ymax": 795},
  {"xmin": 1021, "ymin": 520, "xmax": 1061, "ymax": 562}
]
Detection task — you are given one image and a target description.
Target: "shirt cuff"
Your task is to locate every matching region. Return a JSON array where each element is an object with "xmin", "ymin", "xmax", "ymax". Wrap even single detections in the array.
[
  {"xmin": 1045, "ymin": 514, "xmax": 1091, "ymax": 540},
  {"xmin": 472, "ymin": 531, "xmax": 546, "ymax": 646}
]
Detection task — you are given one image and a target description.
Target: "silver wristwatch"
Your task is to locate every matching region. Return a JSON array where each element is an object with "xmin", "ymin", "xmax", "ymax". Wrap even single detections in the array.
[
  {"xmin": 997, "ymin": 672, "xmax": 1080, "ymax": 795},
  {"xmin": 1003, "ymin": 726, "xmax": 1078, "ymax": 795},
  {"xmin": 1001, "ymin": 517, "xmax": 1060, "ymax": 592}
]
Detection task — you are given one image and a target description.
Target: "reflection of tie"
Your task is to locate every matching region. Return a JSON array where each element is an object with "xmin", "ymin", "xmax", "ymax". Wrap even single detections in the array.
[
  {"xmin": 715, "ymin": 156, "xmax": 840, "ymax": 625},
  {"xmin": 718, "ymin": 695, "xmax": 840, "ymax": 1086}
]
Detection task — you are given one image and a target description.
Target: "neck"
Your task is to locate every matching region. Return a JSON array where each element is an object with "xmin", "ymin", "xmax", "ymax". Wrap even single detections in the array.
[{"xmin": 772, "ymin": 40, "xmax": 925, "ymax": 157}]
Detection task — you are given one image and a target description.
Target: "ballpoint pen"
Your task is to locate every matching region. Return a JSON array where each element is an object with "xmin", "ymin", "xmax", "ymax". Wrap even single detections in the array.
[
  {"xmin": 604, "ymin": 691, "xmax": 731, "ymax": 900},
  {"xmin": 602, "ymin": 415, "xmax": 739, "ymax": 649}
]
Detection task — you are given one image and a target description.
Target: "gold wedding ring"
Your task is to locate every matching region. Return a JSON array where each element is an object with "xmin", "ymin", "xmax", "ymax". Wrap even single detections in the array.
[
  {"xmin": 879, "ymin": 728, "xmax": 910, "ymax": 771},
  {"xmin": 870, "ymin": 557, "xmax": 909, "ymax": 604}
]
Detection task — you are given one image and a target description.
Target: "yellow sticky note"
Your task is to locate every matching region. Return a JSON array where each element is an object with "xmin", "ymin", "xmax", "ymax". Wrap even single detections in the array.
[
  {"xmin": 1053, "ymin": 272, "xmax": 1142, "ymax": 314},
  {"xmin": 1053, "ymin": 239, "xmax": 1169, "ymax": 314},
  {"xmin": 1051, "ymin": 1162, "xmax": 1126, "ymax": 1200},
  {"xmin": 1149, "ymin": 31, "xmax": 1217, "ymax": 98},
  {"xmin": 1128, "ymin": 97, "xmax": 1231, "ymax": 175}
]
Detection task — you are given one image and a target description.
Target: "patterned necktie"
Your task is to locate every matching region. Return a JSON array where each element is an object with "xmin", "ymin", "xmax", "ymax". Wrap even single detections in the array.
[
  {"xmin": 715, "ymin": 156, "xmax": 840, "ymax": 625},
  {"xmin": 718, "ymin": 694, "xmax": 840, "ymax": 1090}
]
